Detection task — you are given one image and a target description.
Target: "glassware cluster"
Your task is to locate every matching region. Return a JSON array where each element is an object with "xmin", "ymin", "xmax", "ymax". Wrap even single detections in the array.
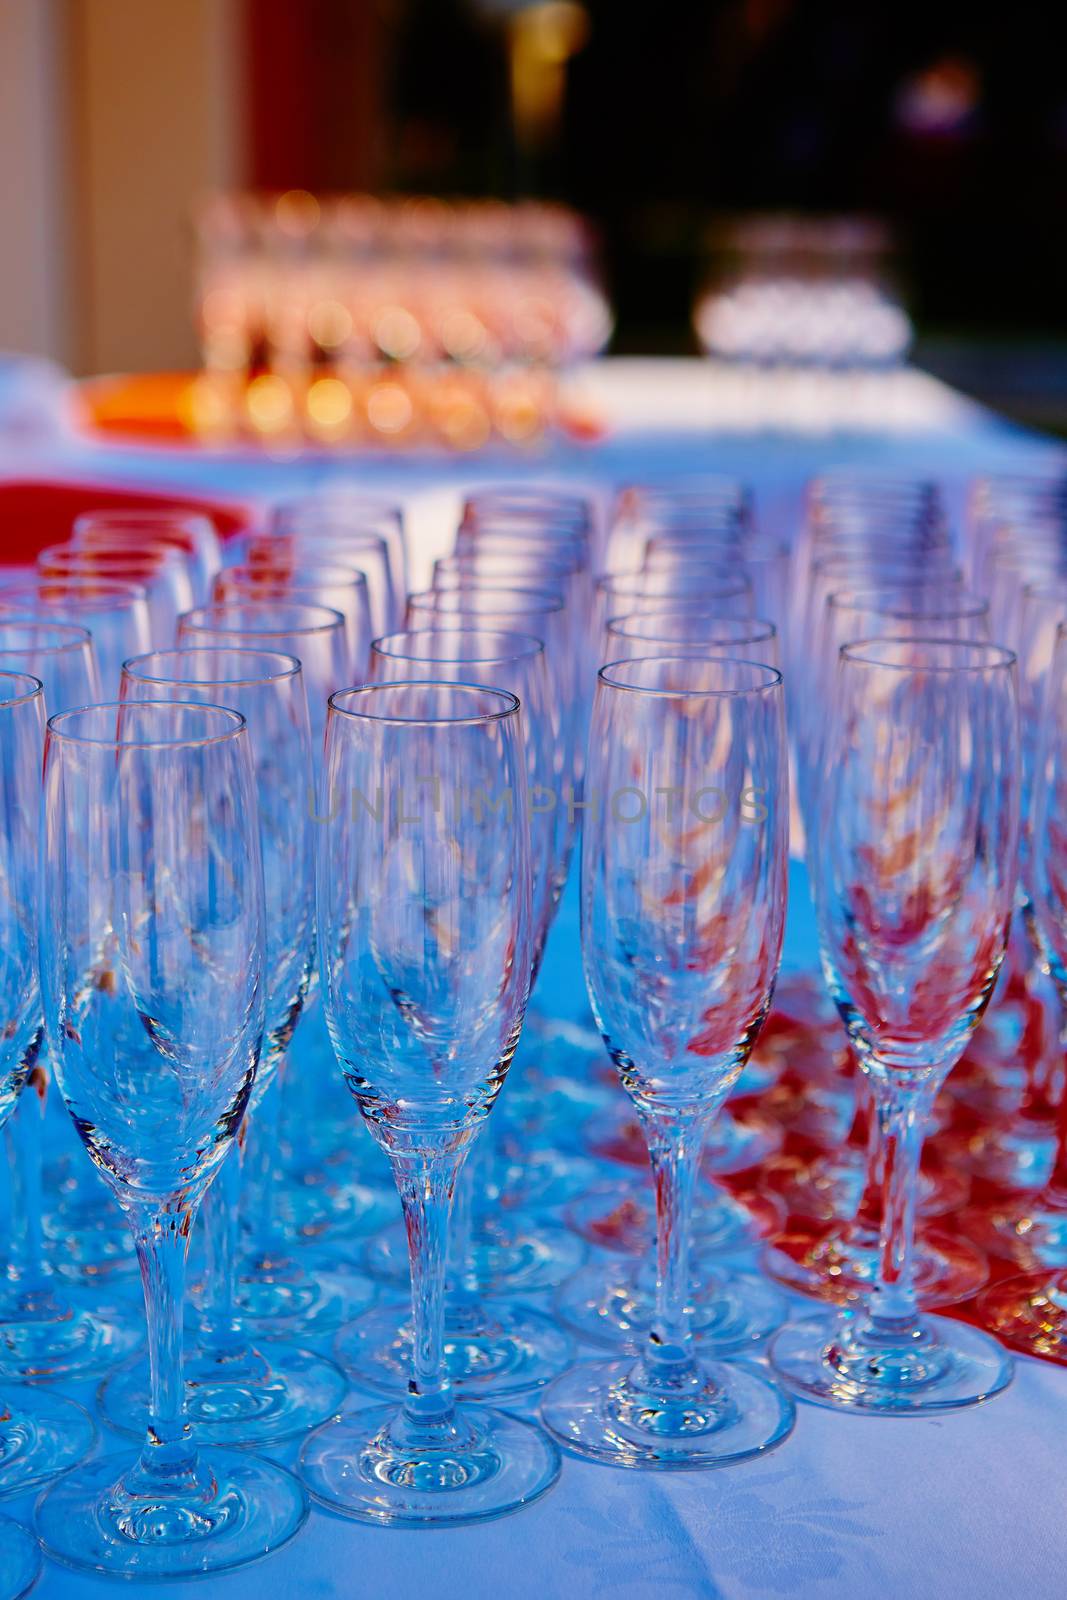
[
  {"xmin": 5, "ymin": 463, "xmax": 1067, "ymax": 1583},
  {"xmin": 190, "ymin": 191, "xmax": 612, "ymax": 450}
]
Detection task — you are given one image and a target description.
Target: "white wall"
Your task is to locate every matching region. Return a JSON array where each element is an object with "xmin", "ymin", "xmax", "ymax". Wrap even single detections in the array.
[
  {"xmin": 0, "ymin": 0, "xmax": 244, "ymax": 376},
  {"xmin": 0, "ymin": 0, "xmax": 72, "ymax": 364}
]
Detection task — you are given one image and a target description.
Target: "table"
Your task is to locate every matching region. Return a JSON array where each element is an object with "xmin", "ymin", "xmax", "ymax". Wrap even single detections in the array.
[{"xmin": 3, "ymin": 358, "xmax": 1066, "ymax": 1599}]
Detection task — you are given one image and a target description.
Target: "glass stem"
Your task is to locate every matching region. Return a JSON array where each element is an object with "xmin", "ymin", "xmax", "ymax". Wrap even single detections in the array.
[
  {"xmin": 7, "ymin": 1046, "xmax": 53, "ymax": 1305},
  {"xmin": 198, "ymin": 1129, "xmax": 247, "ymax": 1358},
  {"xmin": 865, "ymin": 1084, "xmax": 925, "ymax": 1334},
  {"xmin": 246, "ymin": 1070, "xmax": 282, "ymax": 1264},
  {"xmin": 645, "ymin": 1115, "xmax": 704, "ymax": 1372},
  {"xmin": 129, "ymin": 1203, "xmax": 197, "ymax": 1483},
  {"xmin": 446, "ymin": 1159, "xmax": 480, "ymax": 1302},
  {"xmin": 1044, "ymin": 1038, "xmax": 1067, "ymax": 1196},
  {"xmin": 395, "ymin": 1150, "xmax": 462, "ymax": 1429},
  {"xmin": 852, "ymin": 1083, "xmax": 885, "ymax": 1238}
]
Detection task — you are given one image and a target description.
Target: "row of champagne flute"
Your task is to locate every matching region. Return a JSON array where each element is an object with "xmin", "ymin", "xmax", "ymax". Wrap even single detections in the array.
[
  {"xmin": 0, "ymin": 483, "xmax": 647, "ymax": 1583},
  {"xmin": 3, "ymin": 464, "xmax": 1066, "ymax": 1585},
  {"xmin": 0, "ymin": 496, "xmax": 408, "ymax": 1588}
]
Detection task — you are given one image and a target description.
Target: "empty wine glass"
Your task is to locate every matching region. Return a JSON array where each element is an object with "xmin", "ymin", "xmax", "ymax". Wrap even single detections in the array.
[
  {"xmin": 98, "ymin": 649, "xmax": 355, "ymax": 1446},
  {"xmin": 770, "ymin": 639, "xmax": 1021, "ymax": 1412},
  {"xmin": 343, "ymin": 630, "xmax": 576, "ymax": 1399},
  {"xmin": 0, "ymin": 671, "xmax": 96, "ymax": 1508},
  {"xmin": 605, "ymin": 613, "xmax": 778, "ymax": 666},
  {"xmin": 214, "ymin": 562, "xmax": 373, "ymax": 678},
  {"xmin": 540, "ymin": 655, "xmax": 795, "ymax": 1468},
  {"xmin": 177, "ymin": 602, "xmax": 348, "ymax": 761},
  {"xmin": 271, "ymin": 493, "xmax": 407, "ymax": 609},
  {"xmin": 0, "ymin": 579, "xmax": 151, "ymax": 694},
  {"xmin": 36, "ymin": 544, "xmax": 193, "ymax": 644},
  {"xmin": 249, "ymin": 525, "xmax": 398, "ymax": 637},
  {"xmin": 0, "ymin": 623, "xmax": 141, "ymax": 1383},
  {"xmin": 300, "ymin": 682, "xmax": 560, "ymax": 1524},
  {"xmin": 34, "ymin": 701, "xmax": 307, "ymax": 1578},
  {"xmin": 73, "ymin": 508, "xmax": 222, "ymax": 605},
  {"xmin": 975, "ymin": 619, "xmax": 1067, "ymax": 1350}
]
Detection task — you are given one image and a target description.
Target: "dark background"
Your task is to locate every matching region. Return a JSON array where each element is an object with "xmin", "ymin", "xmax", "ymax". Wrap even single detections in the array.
[{"xmin": 245, "ymin": 0, "xmax": 1067, "ymax": 421}]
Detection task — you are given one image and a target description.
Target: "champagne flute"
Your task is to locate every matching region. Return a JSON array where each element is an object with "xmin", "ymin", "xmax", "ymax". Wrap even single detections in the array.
[
  {"xmin": 0, "ymin": 622, "xmax": 142, "ymax": 1382},
  {"xmin": 177, "ymin": 601, "xmax": 348, "ymax": 762},
  {"xmin": 343, "ymin": 629, "xmax": 576, "ymax": 1399},
  {"xmin": 770, "ymin": 639, "xmax": 1020, "ymax": 1412},
  {"xmin": 300, "ymin": 682, "xmax": 560, "ymax": 1524},
  {"xmin": 98, "ymin": 649, "xmax": 356, "ymax": 1444},
  {"xmin": 73, "ymin": 508, "xmax": 222, "ymax": 605},
  {"xmin": 541, "ymin": 655, "xmax": 795, "ymax": 1467},
  {"xmin": 34, "ymin": 701, "xmax": 307, "ymax": 1577},
  {"xmin": 0, "ymin": 672, "xmax": 96, "ymax": 1516},
  {"xmin": 0, "ymin": 579, "xmax": 151, "ymax": 694}
]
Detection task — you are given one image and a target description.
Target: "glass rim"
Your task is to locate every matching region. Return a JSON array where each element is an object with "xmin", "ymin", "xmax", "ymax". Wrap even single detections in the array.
[
  {"xmin": 811, "ymin": 549, "xmax": 954, "ymax": 571},
  {"xmin": 438, "ymin": 548, "xmax": 577, "ymax": 574},
  {"xmin": 459, "ymin": 516, "xmax": 589, "ymax": 542},
  {"xmin": 840, "ymin": 637, "xmax": 1017, "ymax": 672},
  {"xmin": 370, "ymin": 628, "xmax": 544, "ymax": 666},
  {"xmin": 328, "ymin": 681, "xmax": 521, "ymax": 727},
  {"xmin": 597, "ymin": 655, "xmax": 783, "ymax": 698},
  {"xmin": 46, "ymin": 699, "xmax": 248, "ymax": 749},
  {"xmin": 827, "ymin": 587, "xmax": 989, "ymax": 619},
  {"xmin": 180, "ymin": 601, "xmax": 346, "ymax": 636},
  {"xmin": 121, "ymin": 648, "xmax": 302, "ymax": 688},
  {"xmin": 598, "ymin": 571, "xmax": 751, "ymax": 597},
  {"xmin": 0, "ymin": 619, "xmax": 94, "ymax": 654},
  {"xmin": 258, "ymin": 527, "xmax": 390, "ymax": 553},
  {"xmin": 38, "ymin": 542, "xmax": 177, "ymax": 569},
  {"xmin": 606, "ymin": 612, "xmax": 776, "ymax": 642},
  {"xmin": 227, "ymin": 560, "xmax": 369, "ymax": 590},
  {"xmin": 644, "ymin": 524, "xmax": 744, "ymax": 543},
  {"xmin": 0, "ymin": 669, "xmax": 45, "ymax": 708},
  {"xmin": 1023, "ymin": 578, "xmax": 1067, "ymax": 601},
  {"xmin": 0, "ymin": 578, "xmax": 149, "ymax": 603},
  {"xmin": 72, "ymin": 507, "xmax": 214, "ymax": 531},
  {"xmin": 409, "ymin": 585, "xmax": 566, "ymax": 616}
]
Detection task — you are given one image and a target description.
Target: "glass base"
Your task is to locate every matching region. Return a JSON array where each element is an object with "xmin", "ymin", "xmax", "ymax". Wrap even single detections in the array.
[
  {"xmin": 0, "ymin": 1384, "xmax": 95, "ymax": 1500},
  {"xmin": 748, "ymin": 1077, "xmax": 855, "ymax": 1148},
  {"xmin": 977, "ymin": 1269, "xmax": 1067, "ymax": 1360},
  {"xmin": 553, "ymin": 1255, "xmax": 785, "ymax": 1354},
  {"xmin": 98, "ymin": 1339, "xmax": 347, "ymax": 1447},
  {"xmin": 274, "ymin": 1178, "xmax": 397, "ymax": 1246},
  {"xmin": 33, "ymin": 1446, "xmax": 308, "ymax": 1580},
  {"xmin": 940, "ymin": 1123, "xmax": 1057, "ymax": 1192},
  {"xmin": 769, "ymin": 1308, "xmax": 1013, "ymax": 1414},
  {"xmin": 962, "ymin": 1197, "xmax": 1067, "ymax": 1271},
  {"xmin": 490, "ymin": 1150, "xmax": 604, "ymax": 1213},
  {"xmin": 763, "ymin": 1222, "xmax": 988, "ymax": 1307},
  {"xmin": 0, "ymin": 1514, "xmax": 40, "ymax": 1600},
  {"xmin": 0, "ymin": 1286, "xmax": 142, "ymax": 1383},
  {"xmin": 191, "ymin": 1251, "xmax": 376, "ymax": 1338},
  {"xmin": 335, "ymin": 1298, "xmax": 574, "ymax": 1400},
  {"xmin": 299, "ymin": 1400, "xmax": 560, "ymax": 1527},
  {"xmin": 363, "ymin": 1219, "xmax": 585, "ymax": 1294},
  {"xmin": 45, "ymin": 1205, "xmax": 136, "ymax": 1283},
  {"xmin": 470, "ymin": 1220, "xmax": 586, "ymax": 1295},
  {"xmin": 765, "ymin": 1149, "xmax": 970, "ymax": 1224},
  {"xmin": 565, "ymin": 1180, "xmax": 784, "ymax": 1257},
  {"xmin": 540, "ymin": 1354, "xmax": 795, "ymax": 1469}
]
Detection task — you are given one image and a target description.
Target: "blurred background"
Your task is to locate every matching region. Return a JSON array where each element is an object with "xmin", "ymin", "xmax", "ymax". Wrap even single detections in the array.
[{"xmin": 2, "ymin": 0, "xmax": 1064, "ymax": 430}]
